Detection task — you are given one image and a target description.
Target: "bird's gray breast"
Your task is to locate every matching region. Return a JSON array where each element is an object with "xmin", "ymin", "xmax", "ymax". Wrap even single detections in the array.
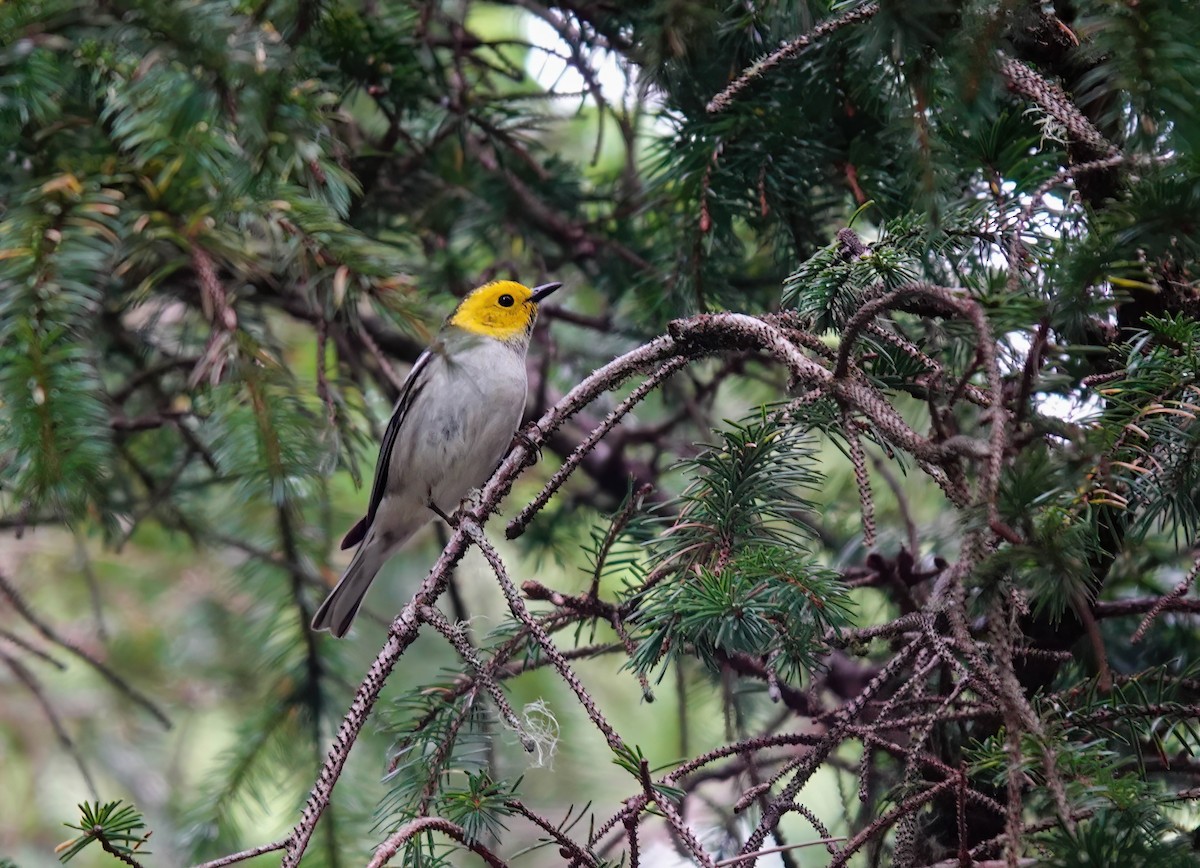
[
  {"xmin": 402, "ymin": 341, "xmax": 528, "ymax": 510},
  {"xmin": 430, "ymin": 404, "xmax": 466, "ymax": 445}
]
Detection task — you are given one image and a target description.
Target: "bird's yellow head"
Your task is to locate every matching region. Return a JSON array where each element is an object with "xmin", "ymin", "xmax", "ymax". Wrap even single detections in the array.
[{"xmin": 447, "ymin": 280, "xmax": 562, "ymax": 343}]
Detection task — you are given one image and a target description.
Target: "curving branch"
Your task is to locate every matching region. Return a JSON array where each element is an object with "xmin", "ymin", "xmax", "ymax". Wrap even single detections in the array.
[
  {"xmin": 190, "ymin": 840, "xmax": 288, "ymax": 868},
  {"xmin": 368, "ymin": 817, "xmax": 507, "ymax": 868},
  {"xmin": 706, "ymin": 3, "xmax": 881, "ymax": 114},
  {"xmin": 997, "ymin": 54, "xmax": 1119, "ymax": 158}
]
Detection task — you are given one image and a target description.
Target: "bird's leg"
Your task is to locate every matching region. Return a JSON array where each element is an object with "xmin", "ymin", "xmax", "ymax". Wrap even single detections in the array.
[
  {"xmin": 511, "ymin": 425, "xmax": 542, "ymax": 466},
  {"xmin": 431, "ymin": 489, "xmax": 488, "ymax": 528},
  {"xmin": 427, "ymin": 497, "xmax": 456, "ymax": 526}
]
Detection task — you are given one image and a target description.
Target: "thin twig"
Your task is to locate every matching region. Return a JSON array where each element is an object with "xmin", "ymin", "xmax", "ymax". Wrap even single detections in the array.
[
  {"xmin": 95, "ymin": 833, "xmax": 146, "ymax": 868},
  {"xmin": 0, "ymin": 570, "xmax": 172, "ymax": 728},
  {"xmin": 368, "ymin": 817, "xmax": 507, "ymax": 868},
  {"xmin": 0, "ymin": 646, "xmax": 99, "ymax": 800},
  {"xmin": 507, "ymin": 358, "xmax": 685, "ymax": 538},
  {"xmin": 713, "ymin": 838, "xmax": 847, "ymax": 866},
  {"xmin": 1133, "ymin": 553, "xmax": 1200, "ymax": 642},
  {"xmin": 465, "ymin": 519, "xmax": 625, "ymax": 750},
  {"xmin": 356, "ymin": 319, "xmax": 408, "ymax": 394},
  {"xmin": 707, "ymin": 3, "xmax": 881, "ymax": 113},
  {"xmin": 0, "ymin": 627, "xmax": 66, "ymax": 669},
  {"xmin": 588, "ymin": 482, "xmax": 654, "ymax": 598},
  {"xmin": 418, "ymin": 603, "xmax": 533, "ymax": 750},
  {"xmin": 871, "ymin": 453, "xmax": 919, "ymax": 555},
  {"xmin": 829, "ymin": 780, "xmax": 955, "ymax": 868},
  {"xmin": 634, "ymin": 758, "xmax": 716, "ymax": 868},
  {"xmin": 505, "ymin": 799, "xmax": 601, "ymax": 867},
  {"xmin": 1094, "ymin": 597, "xmax": 1200, "ymax": 618},
  {"xmin": 190, "ymin": 839, "xmax": 289, "ymax": 868}
]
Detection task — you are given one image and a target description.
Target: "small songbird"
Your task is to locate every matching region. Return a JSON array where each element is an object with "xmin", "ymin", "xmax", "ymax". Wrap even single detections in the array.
[{"xmin": 311, "ymin": 279, "xmax": 563, "ymax": 637}]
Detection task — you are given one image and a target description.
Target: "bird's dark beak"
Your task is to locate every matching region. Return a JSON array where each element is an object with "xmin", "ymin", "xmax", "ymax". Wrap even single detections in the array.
[{"xmin": 530, "ymin": 281, "xmax": 563, "ymax": 303}]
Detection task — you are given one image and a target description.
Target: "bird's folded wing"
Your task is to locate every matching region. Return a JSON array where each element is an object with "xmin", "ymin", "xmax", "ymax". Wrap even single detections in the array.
[{"xmin": 341, "ymin": 348, "xmax": 435, "ymax": 549}]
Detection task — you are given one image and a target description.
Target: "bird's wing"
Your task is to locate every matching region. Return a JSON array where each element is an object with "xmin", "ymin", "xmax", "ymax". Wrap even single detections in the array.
[{"xmin": 340, "ymin": 347, "xmax": 436, "ymax": 550}]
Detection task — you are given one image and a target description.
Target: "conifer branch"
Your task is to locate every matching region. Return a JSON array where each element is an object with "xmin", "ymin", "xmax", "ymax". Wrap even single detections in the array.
[
  {"xmin": 188, "ymin": 245, "xmax": 239, "ymax": 388},
  {"xmin": 504, "ymin": 799, "xmax": 603, "ymax": 867},
  {"xmin": 844, "ymin": 409, "xmax": 877, "ymax": 548},
  {"xmin": 367, "ymin": 817, "xmax": 507, "ymax": 868},
  {"xmin": 281, "ymin": 334, "xmax": 687, "ymax": 864},
  {"xmin": 10, "ymin": 3, "xmax": 1200, "ymax": 859},
  {"xmin": 507, "ymin": 357, "xmax": 687, "ymax": 538},
  {"xmin": 0, "ymin": 571, "xmax": 172, "ymax": 729},
  {"xmin": 189, "ymin": 839, "xmax": 288, "ymax": 868},
  {"xmin": 706, "ymin": 3, "xmax": 881, "ymax": 113},
  {"xmin": 997, "ymin": 55, "xmax": 1120, "ymax": 158},
  {"xmin": 1133, "ymin": 552, "xmax": 1200, "ymax": 642},
  {"xmin": 417, "ymin": 603, "xmax": 532, "ymax": 748},
  {"xmin": 464, "ymin": 518, "xmax": 626, "ymax": 749},
  {"xmin": 829, "ymin": 779, "xmax": 955, "ymax": 868},
  {"xmin": 282, "ymin": 569, "xmax": 457, "ymax": 865}
]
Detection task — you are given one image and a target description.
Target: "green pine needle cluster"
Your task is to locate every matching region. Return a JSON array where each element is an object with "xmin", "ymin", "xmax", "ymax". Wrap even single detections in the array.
[
  {"xmin": 629, "ymin": 415, "xmax": 853, "ymax": 681},
  {"xmin": 57, "ymin": 800, "xmax": 151, "ymax": 864}
]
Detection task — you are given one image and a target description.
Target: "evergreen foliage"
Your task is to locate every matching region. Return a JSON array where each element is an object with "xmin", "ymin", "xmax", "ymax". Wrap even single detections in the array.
[
  {"xmin": 57, "ymin": 801, "xmax": 151, "ymax": 864},
  {"xmin": 630, "ymin": 416, "xmax": 853, "ymax": 681}
]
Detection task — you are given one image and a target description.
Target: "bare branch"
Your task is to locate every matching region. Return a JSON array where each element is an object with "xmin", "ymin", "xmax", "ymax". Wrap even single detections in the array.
[
  {"xmin": 418, "ymin": 603, "xmax": 533, "ymax": 749},
  {"xmin": 368, "ymin": 817, "xmax": 507, "ymax": 868},
  {"xmin": 0, "ymin": 570, "xmax": 172, "ymax": 729},
  {"xmin": 507, "ymin": 357, "xmax": 685, "ymax": 539},
  {"xmin": 707, "ymin": 3, "xmax": 881, "ymax": 113},
  {"xmin": 1133, "ymin": 552, "xmax": 1200, "ymax": 642},
  {"xmin": 190, "ymin": 839, "xmax": 289, "ymax": 868},
  {"xmin": 997, "ymin": 55, "xmax": 1119, "ymax": 158},
  {"xmin": 0, "ymin": 645, "xmax": 99, "ymax": 800}
]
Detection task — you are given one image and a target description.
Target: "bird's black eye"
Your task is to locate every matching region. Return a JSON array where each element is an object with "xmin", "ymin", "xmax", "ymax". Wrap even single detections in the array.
[{"xmin": 498, "ymin": 293, "xmax": 515, "ymax": 307}]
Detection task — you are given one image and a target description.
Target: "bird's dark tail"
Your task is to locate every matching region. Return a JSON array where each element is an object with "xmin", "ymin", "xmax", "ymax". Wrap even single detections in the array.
[{"xmin": 311, "ymin": 533, "xmax": 390, "ymax": 638}]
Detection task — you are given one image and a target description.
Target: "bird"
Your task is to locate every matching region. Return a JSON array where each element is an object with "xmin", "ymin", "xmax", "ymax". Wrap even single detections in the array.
[{"xmin": 311, "ymin": 279, "xmax": 563, "ymax": 637}]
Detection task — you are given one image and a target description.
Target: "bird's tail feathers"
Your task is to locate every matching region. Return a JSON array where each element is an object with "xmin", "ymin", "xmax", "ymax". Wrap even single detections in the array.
[{"xmin": 311, "ymin": 533, "xmax": 390, "ymax": 638}]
